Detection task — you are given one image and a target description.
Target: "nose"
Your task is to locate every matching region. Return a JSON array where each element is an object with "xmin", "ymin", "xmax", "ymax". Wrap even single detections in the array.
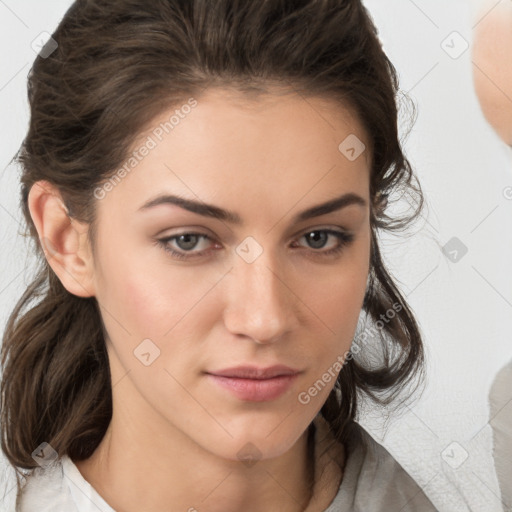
[{"xmin": 222, "ymin": 247, "xmax": 298, "ymax": 344}]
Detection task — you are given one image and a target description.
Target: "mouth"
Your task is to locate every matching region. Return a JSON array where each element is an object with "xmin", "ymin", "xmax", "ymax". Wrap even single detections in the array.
[{"xmin": 205, "ymin": 365, "xmax": 301, "ymax": 402}]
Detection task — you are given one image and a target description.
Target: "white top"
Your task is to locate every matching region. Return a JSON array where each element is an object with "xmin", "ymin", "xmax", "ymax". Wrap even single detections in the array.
[{"xmin": 15, "ymin": 417, "xmax": 436, "ymax": 511}]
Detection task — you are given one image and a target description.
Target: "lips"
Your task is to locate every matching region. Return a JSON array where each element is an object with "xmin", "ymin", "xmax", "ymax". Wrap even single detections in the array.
[{"xmin": 205, "ymin": 365, "xmax": 301, "ymax": 402}]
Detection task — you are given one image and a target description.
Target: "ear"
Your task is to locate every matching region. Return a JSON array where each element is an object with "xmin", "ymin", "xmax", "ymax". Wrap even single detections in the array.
[{"xmin": 27, "ymin": 180, "xmax": 96, "ymax": 298}]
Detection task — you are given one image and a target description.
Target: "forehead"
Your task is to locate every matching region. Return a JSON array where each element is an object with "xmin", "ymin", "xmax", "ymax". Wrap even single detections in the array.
[{"xmin": 96, "ymin": 87, "xmax": 371, "ymax": 220}]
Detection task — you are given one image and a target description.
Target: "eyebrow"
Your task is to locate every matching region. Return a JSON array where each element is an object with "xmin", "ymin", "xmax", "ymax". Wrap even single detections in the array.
[{"xmin": 138, "ymin": 192, "xmax": 367, "ymax": 225}]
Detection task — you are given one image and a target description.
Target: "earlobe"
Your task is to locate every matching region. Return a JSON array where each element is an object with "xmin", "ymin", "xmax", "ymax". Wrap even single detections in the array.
[{"xmin": 27, "ymin": 180, "xmax": 96, "ymax": 298}]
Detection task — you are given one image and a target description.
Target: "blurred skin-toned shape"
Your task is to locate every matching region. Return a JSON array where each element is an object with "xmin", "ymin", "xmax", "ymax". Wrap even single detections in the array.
[
  {"xmin": 472, "ymin": 0, "xmax": 512, "ymax": 146},
  {"xmin": 472, "ymin": 1, "xmax": 512, "ymax": 509}
]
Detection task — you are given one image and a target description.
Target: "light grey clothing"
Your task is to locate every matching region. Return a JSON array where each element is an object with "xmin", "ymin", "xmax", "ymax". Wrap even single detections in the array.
[
  {"xmin": 489, "ymin": 360, "xmax": 512, "ymax": 511},
  {"xmin": 16, "ymin": 419, "xmax": 436, "ymax": 512},
  {"xmin": 322, "ymin": 422, "xmax": 436, "ymax": 512}
]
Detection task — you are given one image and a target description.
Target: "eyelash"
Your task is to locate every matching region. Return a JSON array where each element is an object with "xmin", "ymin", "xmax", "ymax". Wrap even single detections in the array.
[{"xmin": 155, "ymin": 229, "xmax": 355, "ymax": 261}]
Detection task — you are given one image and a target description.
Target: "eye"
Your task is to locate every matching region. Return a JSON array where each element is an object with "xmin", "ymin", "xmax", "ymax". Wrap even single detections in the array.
[
  {"xmin": 155, "ymin": 232, "xmax": 216, "ymax": 260},
  {"xmin": 292, "ymin": 229, "xmax": 355, "ymax": 257},
  {"xmin": 155, "ymin": 228, "xmax": 355, "ymax": 261}
]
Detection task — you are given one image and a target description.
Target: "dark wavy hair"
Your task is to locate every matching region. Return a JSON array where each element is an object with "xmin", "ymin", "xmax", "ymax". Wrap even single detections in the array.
[{"xmin": 1, "ymin": 0, "xmax": 425, "ymax": 505}]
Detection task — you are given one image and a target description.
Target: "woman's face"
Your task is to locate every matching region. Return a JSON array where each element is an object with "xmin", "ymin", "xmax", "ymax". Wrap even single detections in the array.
[{"xmin": 89, "ymin": 88, "xmax": 371, "ymax": 461}]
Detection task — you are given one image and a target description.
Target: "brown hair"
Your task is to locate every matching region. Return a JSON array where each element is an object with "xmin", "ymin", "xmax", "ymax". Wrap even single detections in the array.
[{"xmin": 1, "ymin": 0, "xmax": 425, "ymax": 503}]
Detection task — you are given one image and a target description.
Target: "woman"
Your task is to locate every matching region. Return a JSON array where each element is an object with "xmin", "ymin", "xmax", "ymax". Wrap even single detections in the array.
[{"xmin": 1, "ymin": 0, "xmax": 436, "ymax": 510}]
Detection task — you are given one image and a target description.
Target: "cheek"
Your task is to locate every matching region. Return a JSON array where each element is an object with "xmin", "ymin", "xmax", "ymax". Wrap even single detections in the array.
[
  {"xmin": 314, "ymin": 277, "xmax": 365, "ymax": 346},
  {"xmin": 316, "ymin": 245, "xmax": 369, "ymax": 325},
  {"xmin": 108, "ymin": 270, "xmax": 201, "ymax": 338},
  {"xmin": 92, "ymin": 242, "xmax": 173, "ymax": 340},
  {"xmin": 97, "ymin": 250, "xmax": 222, "ymax": 345},
  {"xmin": 294, "ymin": 264, "xmax": 368, "ymax": 407},
  {"xmin": 305, "ymin": 249, "xmax": 369, "ymax": 359}
]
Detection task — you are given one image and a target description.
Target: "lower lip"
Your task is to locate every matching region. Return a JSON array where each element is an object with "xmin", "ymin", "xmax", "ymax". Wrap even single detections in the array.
[{"xmin": 206, "ymin": 373, "xmax": 299, "ymax": 402}]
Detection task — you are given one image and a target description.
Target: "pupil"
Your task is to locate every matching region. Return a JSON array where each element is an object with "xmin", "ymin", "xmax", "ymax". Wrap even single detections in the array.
[
  {"xmin": 177, "ymin": 234, "xmax": 198, "ymax": 250},
  {"xmin": 308, "ymin": 231, "xmax": 327, "ymax": 249}
]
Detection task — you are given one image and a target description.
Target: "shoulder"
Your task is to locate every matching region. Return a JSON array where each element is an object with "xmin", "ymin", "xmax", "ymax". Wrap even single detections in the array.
[
  {"xmin": 16, "ymin": 458, "xmax": 76, "ymax": 512},
  {"xmin": 325, "ymin": 422, "xmax": 437, "ymax": 512},
  {"xmin": 488, "ymin": 360, "xmax": 512, "ymax": 509},
  {"xmin": 489, "ymin": 360, "xmax": 512, "ymax": 402}
]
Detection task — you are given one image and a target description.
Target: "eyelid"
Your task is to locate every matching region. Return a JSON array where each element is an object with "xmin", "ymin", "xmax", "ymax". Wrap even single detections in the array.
[
  {"xmin": 291, "ymin": 223, "xmax": 352, "ymax": 239},
  {"xmin": 155, "ymin": 225, "xmax": 217, "ymax": 239}
]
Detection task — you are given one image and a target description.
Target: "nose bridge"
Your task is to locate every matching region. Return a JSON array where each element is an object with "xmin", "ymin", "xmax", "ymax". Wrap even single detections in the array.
[{"xmin": 224, "ymin": 242, "xmax": 295, "ymax": 343}]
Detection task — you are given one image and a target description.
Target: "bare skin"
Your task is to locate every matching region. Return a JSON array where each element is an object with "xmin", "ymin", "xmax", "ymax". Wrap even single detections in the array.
[
  {"xmin": 28, "ymin": 87, "xmax": 371, "ymax": 512},
  {"xmin": 472, "ymin": 0, "xmax": 512, "ymax": 145}
]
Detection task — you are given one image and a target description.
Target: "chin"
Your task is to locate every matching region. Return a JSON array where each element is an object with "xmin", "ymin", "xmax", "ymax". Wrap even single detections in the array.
[{"xmin": 198, "ymin": 419, "xmax": 308, "ymax": 463}]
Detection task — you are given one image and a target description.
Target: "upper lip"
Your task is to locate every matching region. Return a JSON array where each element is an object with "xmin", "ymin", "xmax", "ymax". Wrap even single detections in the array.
[{"xmin": 206, "ymin": 365, "xmax": 300, "ymax": 379}]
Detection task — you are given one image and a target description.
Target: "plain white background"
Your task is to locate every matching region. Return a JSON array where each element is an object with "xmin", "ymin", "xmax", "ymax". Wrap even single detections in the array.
[{"xmin": 1, "ymin": 1, "xmax": 512, "ymax": 511}]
